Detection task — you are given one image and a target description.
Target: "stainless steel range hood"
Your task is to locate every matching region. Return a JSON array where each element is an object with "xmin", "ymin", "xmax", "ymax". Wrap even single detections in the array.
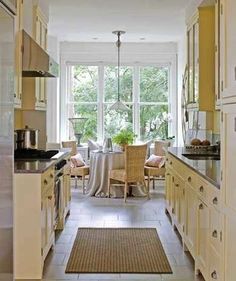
[{"xmin": 22, "ymin": 30, "xmax": 59, "ymax": 78}]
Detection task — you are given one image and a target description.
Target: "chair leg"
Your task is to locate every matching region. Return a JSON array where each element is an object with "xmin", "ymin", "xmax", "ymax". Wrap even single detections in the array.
[
  {"xmin": 143, "ymin": 179, "xmax": 150, "ymax": 199},
  {"xmin": 75, "ymin": 176, "xmax": 78, "ymax": 188},
  {"xmin": 82, "ymin": 176, "xmax": 85, "ymax": 194},
  {"xmin": 152, "ymin": 177, "xmax": 155, "ymax": 189},
  {"xmin": 147, "ymin": 175, "xmax": 150, "ymax": 192},
  {"xmin": 108, "ymin": 177, "xmax": 111, "ymax": 198},
  {"xmin": 124, "ymin": 182, "xmax": 128, "ymax": 203}
]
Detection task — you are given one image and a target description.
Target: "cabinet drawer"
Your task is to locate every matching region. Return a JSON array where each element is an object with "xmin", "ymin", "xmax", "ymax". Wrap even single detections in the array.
[
  {"xmin": 210, "ymin": 208, "xmax": 223, "ymax": 255},
  {"xmin": 41, "ymin": 167, "xmax": 54, "ymax": 194},
  {"xmin": 209, "ymin": 246, "xmax": 222, "ymax": 281},
  {"xmin": 197, "ymin": 178, "xmax": 209, "ymax": 202},
  {"xmin": 208, "ymin": 184, "xmax": 221, "ymax": 209}
]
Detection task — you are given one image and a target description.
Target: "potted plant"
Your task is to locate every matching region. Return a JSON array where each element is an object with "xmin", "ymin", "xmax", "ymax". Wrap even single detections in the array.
[{"xmin": 112, "ymin": 129, "xmax": 136, "ymax": 151}]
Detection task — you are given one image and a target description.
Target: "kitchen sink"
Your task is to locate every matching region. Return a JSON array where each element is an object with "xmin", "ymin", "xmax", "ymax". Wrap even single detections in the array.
[{"xmin": 182, "ymin": 154, "xmax": 220, "ymax": 160}]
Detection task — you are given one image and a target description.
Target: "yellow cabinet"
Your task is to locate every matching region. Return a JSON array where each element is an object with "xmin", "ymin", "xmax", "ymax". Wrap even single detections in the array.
[
  {"xmin": 33, "ymin": 5, "xmax": 48, "ymax": 110},
  {"xmin": 187, "ymin": 7, "xmax": 215, "ymax": 111},
  {"xmin": 215, "ymin": 0, "xmax": 221, "ymax": 109},
  {"xmin": 196, "ymin": 199, "xmax": 209, "ymax": 280},
  {"xmin": 14, "ymin": 0, "xmax": 23, "ymax": 108},
  {"xmin": 220, "ymin": 0, "xmax": 236, "ymax": 102},
  {"xmin": 185, "ymin": 183, "xmax": 198, "ymax": 258}
]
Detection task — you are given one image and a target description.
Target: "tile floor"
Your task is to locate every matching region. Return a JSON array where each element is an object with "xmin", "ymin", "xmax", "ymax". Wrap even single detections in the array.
[{"xmin": 43, "ymin": 182, "xmax": 204, "ymax": 281}]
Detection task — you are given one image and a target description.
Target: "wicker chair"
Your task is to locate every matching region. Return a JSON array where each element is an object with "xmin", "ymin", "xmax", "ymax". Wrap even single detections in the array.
[
  {"xmin": 108, "ymin": 144, "xmax": 148, "ymax": 202},
  {"xmin": 62, "ymin": 141, "xmax": 89, "ymax": 194},
  {"xmin": 144, "ymin": 140, "xmax": 171, "ymax": 191}
]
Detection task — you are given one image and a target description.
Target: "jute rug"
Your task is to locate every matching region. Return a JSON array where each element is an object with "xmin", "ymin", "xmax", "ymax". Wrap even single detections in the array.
[{"xmin": 65, "ymin": 228, "xmax": 172, "ymax": 274}]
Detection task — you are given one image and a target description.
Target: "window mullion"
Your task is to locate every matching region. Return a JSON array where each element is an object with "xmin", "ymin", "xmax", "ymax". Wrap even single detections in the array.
[
  {"xmin": 133, "ymin": 65, "xmax": 140, "ymax": 139},
  {"xmin": 98, "ymin": 65, "xmax": 104, "ymax": 142}
]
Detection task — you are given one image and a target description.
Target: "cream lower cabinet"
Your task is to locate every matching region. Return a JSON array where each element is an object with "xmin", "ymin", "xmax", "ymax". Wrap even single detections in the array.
[
  {"xmin": 196, "ymin": 199, "xmax": 209, "ymax": 279},
  {"xmin": 165, "ymin": 153, "xmax": 224, "ymax": 281},
  {"xmin": 14, "ymin": 167, "xmax": 55, "ymax": 280},
  {"xmin": 185, "ymin": 183, "xmax": 198, "ymax": 258}
]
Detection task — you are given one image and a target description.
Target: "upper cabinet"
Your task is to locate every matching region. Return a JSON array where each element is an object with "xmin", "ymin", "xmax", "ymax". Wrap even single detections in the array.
[
  {"xmin": 220, "ymin": 0, "xmax": 236, "ymax": 102},
  {"xmin": 14, "ymin": 0, "xmax": 23, "ymax": 108},
  {"xmin": 33, "ymin": 6, "xmax": 48, "ymax": 110},
  {"xmin": 21, "ymin": 4, "xmax": 48, "ymax": 111},
  {"xmin": 187, "ymin": 7, "xmax": 215, "ymax": 111}
]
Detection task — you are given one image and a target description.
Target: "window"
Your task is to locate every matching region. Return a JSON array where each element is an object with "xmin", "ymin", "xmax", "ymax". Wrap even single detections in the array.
[{"xmin": 66, "ymin": 64, "xmax": 171, "ymax": 142}]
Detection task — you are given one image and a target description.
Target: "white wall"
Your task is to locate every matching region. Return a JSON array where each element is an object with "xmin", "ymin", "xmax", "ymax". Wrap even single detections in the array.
[{"xmin": 59, "ymin": 42, "xmax": 178, "ymax": 142}]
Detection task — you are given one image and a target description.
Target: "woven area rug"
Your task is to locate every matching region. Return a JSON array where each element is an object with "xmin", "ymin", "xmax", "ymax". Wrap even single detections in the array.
[{"xmin": 65, "ymin": 228, "xmax": 172, "ymax": 274}]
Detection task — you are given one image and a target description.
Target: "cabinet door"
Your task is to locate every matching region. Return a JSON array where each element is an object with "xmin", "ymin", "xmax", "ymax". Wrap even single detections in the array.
[
  {"xmin": 41, "ymin": 197, "xmax": 47, "ymax": 250},
  {"xmin": 178, "ymin": 181, "xmax": 186, "ymax": 234},
  {"xmin": 222, "ymin": 105, "xmax": 236, "ymax": 211},
  {"xmin": 197, "ymin": 200, "xmax": 209, "ymax": 277},
  {"xmin": 188, "ymin": 27, "xmax": 194, "ymax": 104},
  {"xmin": 185, "ymin": 184, "xmax": 198, "ymax": 257},
  {"xmin": 215, "ymin": 0, "xmax": 221, "ymax": 107},
  {"xmin": 46, "ymin": 189, "xmax": 54, "ymax": 242},
  {"xmin": 193, "ymin": 21, "xmax": 199, "ymax": 104},
  {"xmin": 221, "ymin": 0, "xmax": 236, "ymax": 100},
  {"xmin": 14, "ymin": 0, "xmax": 23, "ymax": 107}
]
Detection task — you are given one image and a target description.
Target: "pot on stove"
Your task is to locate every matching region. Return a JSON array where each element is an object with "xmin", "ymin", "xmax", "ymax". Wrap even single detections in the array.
[{"xmin": 15, "ymin": 125, "xmax": 39, "ymax": 150}]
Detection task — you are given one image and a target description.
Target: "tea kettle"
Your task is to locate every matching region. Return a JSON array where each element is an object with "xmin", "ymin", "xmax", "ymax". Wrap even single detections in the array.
[{"xmin": 103, "ymin": 137, "xmax": 113, "ymax": 152}]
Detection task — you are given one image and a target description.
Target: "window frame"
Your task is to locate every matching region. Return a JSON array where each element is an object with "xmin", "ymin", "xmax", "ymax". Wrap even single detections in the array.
[{"xmin": 65, "ymin": 61, "xmax": 173, "ymax": 142}]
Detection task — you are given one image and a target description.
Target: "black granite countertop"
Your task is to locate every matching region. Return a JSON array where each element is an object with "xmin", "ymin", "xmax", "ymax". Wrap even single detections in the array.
[
  {"xmin": 168, "ymin": 147, "xmax": 220, "ymax": 189},
  {"xmin": 14, "ymin": 151, "xmax": 70, "ymax": 174}
]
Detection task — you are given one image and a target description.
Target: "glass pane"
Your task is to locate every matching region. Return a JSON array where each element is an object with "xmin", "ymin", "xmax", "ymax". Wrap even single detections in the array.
[
  {"xmin": 140, "ymin": 66, "xmax": 168, "ymax": 102},
  {"xmin": 69, "ymin": 104, "xmax": 97, "ymax": 142},
  {"xmin": 104, "ymin": 66, "xmax": 133, "ymax": 102},
  {"xmin": 140, "ymin": 105, "xmax": 169, "ymax": 141},
  {"xmin": 71, "ymin": 65, "xmax": 98, "ymax": 102},
  {"xmin": 194, "ymin": 22, "xmax": 199, "ymax": 103},
  {"xmin": 188, "ymin": 28, "xmax": 194, "ymax": 103},
  {"xmin": 104, "ymin": 104, "xmax": 133, "ymax": 137}
]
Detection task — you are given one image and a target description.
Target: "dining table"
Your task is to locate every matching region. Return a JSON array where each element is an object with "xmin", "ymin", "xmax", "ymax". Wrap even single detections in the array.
[{"xmin": 86, "ymin": 150, "xmax": 147, "ymax": 198}]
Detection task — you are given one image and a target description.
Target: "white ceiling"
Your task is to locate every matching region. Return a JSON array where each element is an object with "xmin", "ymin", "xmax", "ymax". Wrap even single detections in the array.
[{"xmin": 48, "ymin": 0, "xmax": 191, "ymax": 43}]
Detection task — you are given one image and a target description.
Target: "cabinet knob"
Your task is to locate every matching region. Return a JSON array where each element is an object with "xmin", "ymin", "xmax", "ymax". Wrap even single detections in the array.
[
  {"xmin": 170, "ymin": 161, "xmax": 172, "ymax": 165},
  {"xmin": 199, "ymin": 186, "xmax": 204, "ymax": 193},
  {"xmin": 166, "ymin": 173, "xmax": 170, "ymax": 176},
  {"xmin": 48, "ymin": 195, "xmax": 52, "ymax": 200},
  {"xmin": 44, "ymin": 179, "xmax": 48, "ymax": 185},
  {"xmin": 175, "ymin": 183, "xmax": 179, "ymax": 187},
  {"xmin": 199, "ymin": 203, "xmax": 204, "ymax": 210},
  {"xmin": 188, "ymin": 176, "xmax": 192, "ymax": 182},
  {"xmin": 50, "ymin": 173, "xmax": 54, "ymax": 178},
  {"xmin": 213, "ymin": 197, "xmax": 218, "ymax": 205},
  {"xmin": 212, "ymin": 230, "xmax": 218, "ymax": 238},
  {"xmin": 211, "ymin": 270, "xmax": 217, "ymax": 279}
]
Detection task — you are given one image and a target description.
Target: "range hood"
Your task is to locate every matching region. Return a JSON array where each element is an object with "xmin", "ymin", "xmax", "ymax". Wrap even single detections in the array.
[{"xmin": 22, "ymin": 30, "xmax": 59, "ymax": 78}]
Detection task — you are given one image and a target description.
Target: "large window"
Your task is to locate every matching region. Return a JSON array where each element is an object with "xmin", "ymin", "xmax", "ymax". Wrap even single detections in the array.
[{"xmin": 67, "ymin": 64, "xmax": 171, "ymax": 142}]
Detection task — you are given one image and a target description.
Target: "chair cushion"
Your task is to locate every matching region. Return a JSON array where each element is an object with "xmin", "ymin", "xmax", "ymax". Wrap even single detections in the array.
[
  {"xmin": 109, "ymin": 169, "xmax": 126, "ymax": 182},
  {"xmin": 71, "ymin": 153, "xmax": 85, "ymax": 167},
  {"xmin": 145, "ymin": 154, "xmax": 165, "ymax": 168}
]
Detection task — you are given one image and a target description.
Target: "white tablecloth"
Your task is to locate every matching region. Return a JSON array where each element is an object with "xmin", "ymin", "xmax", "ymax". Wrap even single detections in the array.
[{"xmin": 86, "ymin": 151, "xmax": 146, "ymax": 198}]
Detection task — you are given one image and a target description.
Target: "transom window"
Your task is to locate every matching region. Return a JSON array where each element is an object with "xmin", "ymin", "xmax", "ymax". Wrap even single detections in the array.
[{"xmin": 66, "ymin": 64, "xmax": 171, "ymax": 142}]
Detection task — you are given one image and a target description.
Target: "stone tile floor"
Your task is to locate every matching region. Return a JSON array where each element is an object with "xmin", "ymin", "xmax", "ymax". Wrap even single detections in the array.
[{"xmin": 43, "ymin": 182, "xmax": 204, "ymax": 281}]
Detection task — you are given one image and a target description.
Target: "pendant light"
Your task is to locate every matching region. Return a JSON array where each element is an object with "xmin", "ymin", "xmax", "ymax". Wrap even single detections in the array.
[{"xmin": 110, "ymin": 30, "xmax": 130, "ymax": 111}]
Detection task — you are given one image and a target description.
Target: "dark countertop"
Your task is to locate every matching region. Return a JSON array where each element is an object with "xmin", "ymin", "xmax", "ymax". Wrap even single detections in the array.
[
  {"xmin": 14, "ymin": 151, "xmax": 70, "ymax": 174},
  {"xmin": 168, "ymin": 147, "xmax": 220, "ymax": 189}
]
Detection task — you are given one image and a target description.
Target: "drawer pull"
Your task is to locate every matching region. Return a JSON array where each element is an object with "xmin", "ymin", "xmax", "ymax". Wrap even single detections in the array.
[
  {"xmin": 199, "ymin": 186, "xmax": 204, "ymax": 192},
  {"xmin": 199, "ymin": 203, "xmax": 204, "ymax": 210},
  {"xmin": 211, "ymin": 270, "xmax": 217, "ymax": 279},
  {"xmin": 213, "ymin": 197, "xmax": 218, "ymax": 205},
  {"xmin": 169, "ymin": 161, "xmax": 172, "ymax": 165},
  {"xmin": 175, "ymin": 183, "xmax": 179, "ymax": 187},
  {"xmin": 50, "ymin": 173, "xmax": 54, "ymax": 178},
  {"xmin": 48, "ymin": 195, "xmax": 52, "ymax": 200},
  {"xmin": 44, "ymin": 179, "xmax": 48, "ymax": 185},
  {"xmin": 166, "ymin": 173, "xmax": 170, "ymax": 176},
  {"xmin": 212, "ymin": 230, "xmax": 218, "ymax": 238},
  {"xmin": 188, "ymin": 176, "xmax": 192, "ymax": 182}
]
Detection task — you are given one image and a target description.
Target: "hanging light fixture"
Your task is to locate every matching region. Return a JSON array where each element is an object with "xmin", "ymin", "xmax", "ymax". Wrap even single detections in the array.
[{"xmin": 110, "ymin": 30, "xmax": 130, "ymax": 111}]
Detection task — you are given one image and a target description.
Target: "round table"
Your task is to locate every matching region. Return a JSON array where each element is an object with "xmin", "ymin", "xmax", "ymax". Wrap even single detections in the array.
[{"xmin": 86, "ymin": 151, "xmax": 146, "ymax": 198}]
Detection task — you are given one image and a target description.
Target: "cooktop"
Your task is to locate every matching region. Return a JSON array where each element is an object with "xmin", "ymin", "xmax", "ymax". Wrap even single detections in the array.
[{"xmin": 14, "ymin": 149, "xmax": 59, "ymax": 160}]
